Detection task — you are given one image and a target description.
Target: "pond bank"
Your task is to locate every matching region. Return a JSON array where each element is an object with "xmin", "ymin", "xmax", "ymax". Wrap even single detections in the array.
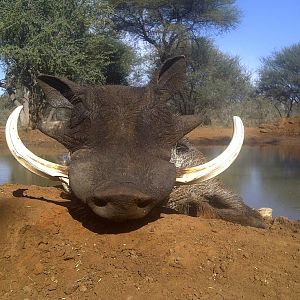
[
  {"xmin": 1, "ymin": 126, "xmax": 299, "ymax": 154},
  {"xmin": 187, "ymin": 126, "xmax": 300, "ymax": 146}
]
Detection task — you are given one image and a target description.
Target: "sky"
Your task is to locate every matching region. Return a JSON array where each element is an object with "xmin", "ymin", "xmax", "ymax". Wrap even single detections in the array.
[
  {"xmin": 214, "ymin": 0, "xmax": 300, "ymax": 80},
  {"xmin": 0, "ymin": 0, "xmax": 299, "ymax": 82}
]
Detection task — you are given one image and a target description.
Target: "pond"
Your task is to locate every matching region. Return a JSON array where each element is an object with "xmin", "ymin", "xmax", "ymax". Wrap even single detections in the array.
[
  {"xmin": 0, "ymin": 145, "xmax": 299, "ymax": 220},
  {"xmin": 202, "ymin": 145, "xmax": 300, "ymax": 220}
]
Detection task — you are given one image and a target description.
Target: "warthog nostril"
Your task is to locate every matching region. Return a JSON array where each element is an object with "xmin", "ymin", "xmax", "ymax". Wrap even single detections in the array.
[
  {"xmin": 136, "ymin": 198, "xmax": 153, "ymax": 209},
  {"xmin": 93, "ymin": 198, "xmax": 108, "ymax": 207}
]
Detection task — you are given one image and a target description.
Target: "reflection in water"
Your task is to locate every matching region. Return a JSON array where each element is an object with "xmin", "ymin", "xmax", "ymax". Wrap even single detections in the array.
[
  {"xmin": 201, "ymin": 145, "xmax": 300, "ymax": 220},
  {"xmin": 0, "ymin": 159, "xmax": 11, "ymax": 183},
  {"xmin": 0, "ymin": 154, "xmax": 66, "ymax": 187},
  {"xmin": 0, "ymin": 145, "xmax": 299, "ymax": 220}
]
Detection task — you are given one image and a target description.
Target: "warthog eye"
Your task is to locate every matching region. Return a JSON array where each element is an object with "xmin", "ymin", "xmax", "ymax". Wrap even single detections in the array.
[
  {"xmin": 136, "ymin": 198, "xmax": 153, "ymax": 209},
  {"xmin": 93, "ymin": 198, "xmax": 108, "ymax": 207}
]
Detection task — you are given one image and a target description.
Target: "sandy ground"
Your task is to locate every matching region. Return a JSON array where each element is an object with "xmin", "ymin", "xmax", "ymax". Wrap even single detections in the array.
[{"xmin": 0, "ymin": 125, "xmax": 300, "ymax": 299}]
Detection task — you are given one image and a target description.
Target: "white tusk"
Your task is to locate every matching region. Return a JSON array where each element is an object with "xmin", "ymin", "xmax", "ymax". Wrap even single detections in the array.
[
  {"xmin": 176, "ymin": 116, "xmax": 244, "ymax": 184},
  {"xmin": 5, "ymin": 105, "xmax": 69, "ymax": 186}
]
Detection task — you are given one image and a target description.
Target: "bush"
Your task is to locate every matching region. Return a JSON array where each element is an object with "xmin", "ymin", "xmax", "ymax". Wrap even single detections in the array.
[
  {"xmin": 0, "ymin": 94, "xmax": 14, "ymax": 125},
  {"xmin": 208, "ymin": 97, "xmax": 279, "ymax": 127}
]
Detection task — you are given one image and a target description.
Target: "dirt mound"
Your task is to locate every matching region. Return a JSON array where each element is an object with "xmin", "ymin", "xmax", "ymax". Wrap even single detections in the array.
[
  {"xmin": 0, "ymin": 184, "xmax": 299, "ymax": 300},
  {"xmin": 259, "ymin": 117, "xmax": 300, "ymax": 136}
]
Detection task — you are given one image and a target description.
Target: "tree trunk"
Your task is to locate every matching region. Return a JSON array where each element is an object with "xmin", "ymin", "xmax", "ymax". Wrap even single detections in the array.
[
  {"xmin": 273, "ymin": 103, "xmax": 282, "ymax": 118},
  {"xmin": 285, "ymin": 99, "xmax": 293, "ymax": 118},
  {"xmin": 20, "ymin": 87, "xmax": 30, "ymax": 128},
  {"xmin": 1, "ymin": 80, "xmax": 31, "ymax": 128}
]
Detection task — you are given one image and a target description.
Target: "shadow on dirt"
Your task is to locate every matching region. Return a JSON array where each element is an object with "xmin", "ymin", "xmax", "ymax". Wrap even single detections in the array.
[
  {"xmin": 66, "ymin": 195, "xmax": 177, "ymax": 234},
  {"xmin": 12, "ymin": 188, "xmax": 178, "ymax": 234},
  {"xmin": 12, "ymin": 188, "xmax": 70, "ymax": 208}
]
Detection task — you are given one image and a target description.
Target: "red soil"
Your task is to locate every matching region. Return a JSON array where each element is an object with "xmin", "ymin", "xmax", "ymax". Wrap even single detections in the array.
[{"xmin": 0, "ymin": 123, "xmax": 299, "ymax": 299}]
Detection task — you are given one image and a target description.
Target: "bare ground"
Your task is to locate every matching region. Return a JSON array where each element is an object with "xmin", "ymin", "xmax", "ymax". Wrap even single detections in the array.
[{"xmin": 0, "ymin": 123, "xmax": 300, "ymax": 299}]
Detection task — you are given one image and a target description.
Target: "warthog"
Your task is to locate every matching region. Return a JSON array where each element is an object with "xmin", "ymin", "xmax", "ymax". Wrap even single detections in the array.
[{"xmin": 6, "ymin": 56, "xmax": 265, "ymax": 228}]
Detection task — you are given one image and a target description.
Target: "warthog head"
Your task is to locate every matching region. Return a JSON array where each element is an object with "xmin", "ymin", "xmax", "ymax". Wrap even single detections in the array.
[{"xmin": 6, "ymin": 56, "xmax": 244, "ymax": 221}]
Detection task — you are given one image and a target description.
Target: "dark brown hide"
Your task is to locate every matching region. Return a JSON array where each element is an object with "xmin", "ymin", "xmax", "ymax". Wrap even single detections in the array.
[
  {"xmin": 169, "ymin": 140, "xmax": 266, "ymax": 228},
  {"xmin": 37, "ymin": 56, "xmax": 265, "ymax": 227},
  {"xmin": 38, "ymin": 57, "xmax": 202, "ymax": 221}
]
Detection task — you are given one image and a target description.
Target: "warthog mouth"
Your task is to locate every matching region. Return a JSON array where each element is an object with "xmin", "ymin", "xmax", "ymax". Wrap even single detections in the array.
[{"xmin": 6, "ymin": 105, "xmax": 244, "ymax": 190}]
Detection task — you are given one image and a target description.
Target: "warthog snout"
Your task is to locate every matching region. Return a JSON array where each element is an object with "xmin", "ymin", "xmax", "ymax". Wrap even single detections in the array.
[{"xmin": 87, "ymin": 186, "xmax": 155, "ymax": 221}]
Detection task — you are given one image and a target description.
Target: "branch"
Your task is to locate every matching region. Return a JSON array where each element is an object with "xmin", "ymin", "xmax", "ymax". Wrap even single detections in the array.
[{"xmin": 273, "ymin": 103, "xmax": 282, "ymax": 118}]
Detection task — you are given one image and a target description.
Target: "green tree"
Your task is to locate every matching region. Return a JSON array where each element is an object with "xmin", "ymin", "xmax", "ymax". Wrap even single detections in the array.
[
  {"xmin": 0, "ymin": 0, "xmax": 133, "ymax": 127},
  {"xmin": 0, "ymin": 92, "xmax": 14, "ymax": 125},
  {"xmin": 110, "ymin": 0, "xmax": 240, "ymax": 62},
  {"xmin": 258, "ymin": 43, "xmax": 300, "ymax": 117},
  {"xmin": 110, "ymin": 0, "xmax": 248, "ymax": 118},
  {"xmin": 172, "ymin": 38, "xmax": 253, "ymax": 115}
]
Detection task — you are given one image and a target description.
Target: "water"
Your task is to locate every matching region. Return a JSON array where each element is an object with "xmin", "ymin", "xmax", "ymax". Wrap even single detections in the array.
[
  {"xmin": 201, "ymin": 145, "xmax": 300, "ymax": 220},
  {"xmin": 0, "ymin": 145, "xmax": 299, "ymax": 220},
  {"xmin": 0, "ymin": 153, "xmax": 67, "ymax": 187}
]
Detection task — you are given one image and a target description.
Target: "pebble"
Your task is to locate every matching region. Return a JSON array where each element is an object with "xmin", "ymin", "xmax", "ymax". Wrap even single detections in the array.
[
  {"xmin": 64, "ymin": 283, "xmax": 79, "ymax": 295},
  {"xmin": 63, "ymin": 249, "xmax": 75, "ymax": 260},
  {"xmin": 23, "ymin": 286, "xmax": 32, "ymax": 294},
  {"xmin": 34, "ymin": 262, "xmax": 44, "ymax": 275},
  {"xmin": 48, "ymin": 282, "xmax": 57, "ymax": 291},
  {"xmin": 79, "ymin": 284, "xmax": 88, "ymax": 292}
]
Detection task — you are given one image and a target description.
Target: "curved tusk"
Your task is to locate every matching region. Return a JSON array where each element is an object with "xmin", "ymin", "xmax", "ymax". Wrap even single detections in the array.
[
  {"xmin": 5, "ymin": 105, "xmax": 69, "ymax": 186},
  {"xmin": 176, "ymin": 116, "xmax": 244, "ymax": 184}
]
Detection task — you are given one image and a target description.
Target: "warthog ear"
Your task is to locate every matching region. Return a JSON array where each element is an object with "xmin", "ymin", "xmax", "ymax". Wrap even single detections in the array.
[
  {"xmin": 153, "ymin": 56, "xmax": 187, "ymax": 94},
  {"xmin": 37, "ymin": 75, "xmax": 89, "ymax": 151},
  {"xmin": 176, "ymin": 115, "xmax": 204, "ymax": 140},
  {"xmin": 37, "ymin": 75, "xmax": 82, "ymax": 106}
]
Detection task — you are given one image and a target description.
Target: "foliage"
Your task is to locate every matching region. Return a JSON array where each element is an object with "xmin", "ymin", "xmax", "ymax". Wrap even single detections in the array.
[
  {"xmin": 257, "ymin": 43, "xmax": 300, "ymax": 117},
  {"xmin": 171, "ymin": 38, "xmax": 253, "ymax": 115},
  {"xmin": 209, "ymin": 96, "xmax": 279, "ymax": 127},
  {"xmin": 0, "ymin": 0, "xmax": 133, "ymax": 85},
  {"xmin": 110, "ymin": 0, "xmax": 240, "ymax": 62},
  {"xmin": 0, "ymin": 93, "xmax": 13, "ymax": 125},
  {"xmin": 110, "ymin": 1, "xmax": 249, "ymax": 117},
  {"xmin": 0, "ymin": 0, "xmax": 135, "ymax": 127}
]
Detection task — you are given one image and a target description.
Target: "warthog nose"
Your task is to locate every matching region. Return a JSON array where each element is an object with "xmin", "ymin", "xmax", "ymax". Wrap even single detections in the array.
[
  {"xmin": 87, "ymin": 186, "xmax": 155, "ymax": 220},
  {"xmin": 93, "ymin": 186, "xmax": 151, "ymax": 206},
  {"xmin": 93, "ymin": 195, "xmax": 152, "ymax": 208}
]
